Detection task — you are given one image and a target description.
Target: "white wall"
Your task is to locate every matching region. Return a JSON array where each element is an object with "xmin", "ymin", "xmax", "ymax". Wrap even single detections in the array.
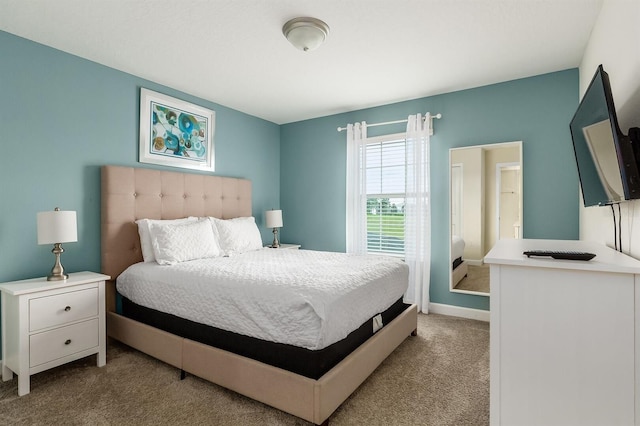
[
  {"xmin": 484, "ymin": 146, "xmax": 520, "ymax": 254},
  {"xmin": 452, "ymin": 147, "xmax": 484, "ymax": 262},
  {"xmin": 579, "ymin": 0, "xmax": 640, "ymax": 259}
]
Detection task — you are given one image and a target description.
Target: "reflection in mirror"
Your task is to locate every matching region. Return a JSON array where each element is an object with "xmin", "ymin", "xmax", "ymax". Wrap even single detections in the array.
[{"xmin": 449, "ymin": 141, "xmax": 523, "ymax": 296}]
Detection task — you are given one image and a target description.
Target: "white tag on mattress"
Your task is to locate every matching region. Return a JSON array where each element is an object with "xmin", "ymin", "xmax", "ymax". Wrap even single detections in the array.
[{"xmin": 372, "ymin": 314, "xmax": 383, "ymax": 333}]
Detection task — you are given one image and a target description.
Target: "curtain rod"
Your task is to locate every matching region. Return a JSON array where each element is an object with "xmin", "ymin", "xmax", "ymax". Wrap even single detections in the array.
[{"xmin": 336, "ymin": 113, "xmax": 442, "ymax": 132}]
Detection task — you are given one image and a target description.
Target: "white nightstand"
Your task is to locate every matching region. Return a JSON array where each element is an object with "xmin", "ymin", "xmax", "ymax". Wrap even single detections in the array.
[
  {"xmin": 265, "ymin": 243, "xmax": 301, "ymax": 250},
  {"xmin": 0, "ymin": 271, "xmax": 110, "ymax": 396}
]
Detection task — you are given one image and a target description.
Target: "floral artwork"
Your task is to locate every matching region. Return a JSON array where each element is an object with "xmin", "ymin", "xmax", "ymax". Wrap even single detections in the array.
[{"xmin": 139, "ymin": 89, "xmax": 215, "ymax": 171}]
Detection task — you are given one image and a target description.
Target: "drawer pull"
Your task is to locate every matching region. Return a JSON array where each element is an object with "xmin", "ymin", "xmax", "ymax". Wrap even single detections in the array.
[
  {"xmin": 64, "ymin": 306, "xmax": 71, "ymax": 312},
  {"xmin": 65, "ymin": 339, "xmax": 72, "ymax": 345}
]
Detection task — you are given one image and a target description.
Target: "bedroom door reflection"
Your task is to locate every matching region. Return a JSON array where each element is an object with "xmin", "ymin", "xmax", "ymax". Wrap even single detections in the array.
[
  {"xmin": 497, "ymin": 163, "xmax": 521, "ymax": 240},
  {"xmin": 449, "ymin": 141, "xmax": 522, "ymax": 296}
]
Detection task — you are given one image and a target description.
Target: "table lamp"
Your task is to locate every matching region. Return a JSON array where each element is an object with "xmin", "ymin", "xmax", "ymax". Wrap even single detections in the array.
[
  {"xmin": 265, "ymin": 209, "xmax": 283, "ymax": 248},
  {"xmin": 37, "ymin": 207, "xmax": 78, "ymax": 281}
]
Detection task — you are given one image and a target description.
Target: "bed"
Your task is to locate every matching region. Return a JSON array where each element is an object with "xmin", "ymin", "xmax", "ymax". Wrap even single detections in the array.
[
  {"xmin": 451, "ymin": 235, "xmax": 468, "ymax": 287},
  {"xmin": 101, "ymin": 165, "xmax": 418, "ymax": 425}
]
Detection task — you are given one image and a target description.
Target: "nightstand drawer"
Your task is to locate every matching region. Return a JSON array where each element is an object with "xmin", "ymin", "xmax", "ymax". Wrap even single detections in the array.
[
  {"xmin": 30, "ymin": 287, "xmax": 98, "ymax": 331},
  {"xmin": 30, "ymin": 318, "xmax": 99, "ymax": 367}
]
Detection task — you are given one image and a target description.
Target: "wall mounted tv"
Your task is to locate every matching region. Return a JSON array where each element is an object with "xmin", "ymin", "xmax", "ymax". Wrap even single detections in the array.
[{"xmin": 569, "ymin": 64, "xmax": 640, "ymax": 207}]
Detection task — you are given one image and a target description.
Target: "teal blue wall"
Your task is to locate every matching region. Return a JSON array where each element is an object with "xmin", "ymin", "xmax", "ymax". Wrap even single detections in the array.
[
  {"xmin": 280, "ymin": 69, "xmax": 580, "ymax": 311},
  {"xmin": 0, "ymin": 30, "xmax": 281, "ymax": 285},
  {"xmin": 0, "ymin": 29, "xmax": 580, "ymax": 325}
]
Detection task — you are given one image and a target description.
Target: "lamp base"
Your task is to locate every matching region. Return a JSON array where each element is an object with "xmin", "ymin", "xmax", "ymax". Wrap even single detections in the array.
[
  {"xmin": 47, "ymin": 273, "xmax": 69, "ymax": 281},
  {"xmin": 47, "ymin": 243, "xmax": 69, "ymax": 281},
  {"xmin": 270, "ymin": 228, "xmax": 280, "ymax": 248}
]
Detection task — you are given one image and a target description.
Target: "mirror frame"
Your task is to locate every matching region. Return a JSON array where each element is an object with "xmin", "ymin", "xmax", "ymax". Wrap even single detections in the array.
[{"xmin": 449, "ymin": 141, "xmax": 523, "ymax": 296}]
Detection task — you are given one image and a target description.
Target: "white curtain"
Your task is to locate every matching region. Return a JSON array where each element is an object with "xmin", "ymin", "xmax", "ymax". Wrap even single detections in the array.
[
  {"xmin": 346, "ymin": 122, "xmax": 367, "ymax": 254},
  {"xmin": 345, "ymin": 115, "xmax": 431, "ymax": 313},
  {"xmin": 404, "ymin": 114, "xmax": 431, "ymax": 313}
]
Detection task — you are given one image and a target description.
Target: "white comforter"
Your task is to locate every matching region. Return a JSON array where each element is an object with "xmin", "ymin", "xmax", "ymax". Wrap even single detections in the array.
[
  {"xmin": 116, "ymin": 249, "xmax": 408, "ymax": 350},
  {"xmin": 452, "ymin": 235, "xmax": 465, "ymax": 261}
]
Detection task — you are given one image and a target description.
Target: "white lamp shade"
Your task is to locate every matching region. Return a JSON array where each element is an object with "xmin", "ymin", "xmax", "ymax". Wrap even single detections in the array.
[
  {"xmin": 37, "ymin": 210, "xmax": 78, "ymax": 245},
  {"xmin": 265, "ymin": 210, "xmax": 283, "ymax": 228}
]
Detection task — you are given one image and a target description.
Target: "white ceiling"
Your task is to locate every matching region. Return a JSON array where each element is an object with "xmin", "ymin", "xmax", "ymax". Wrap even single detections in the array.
[{"xmin": 0, "ymin": 0, "xmax": 603, "ymax": 124}]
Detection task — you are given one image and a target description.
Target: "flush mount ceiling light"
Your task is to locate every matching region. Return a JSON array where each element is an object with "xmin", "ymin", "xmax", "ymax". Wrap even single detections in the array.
[{"xmin": 282, "ymin": 17, "xmax": 330, "ymax": 52}]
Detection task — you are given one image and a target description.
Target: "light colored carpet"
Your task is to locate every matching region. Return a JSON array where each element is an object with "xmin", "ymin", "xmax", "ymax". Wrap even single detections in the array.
[
  {"xmin": 0, "ymin": 313, "xmax": 489, "ymax": 425},
  {"xmin": 455, "ymin": 265, "xmax": 490, "ymax": 294}
]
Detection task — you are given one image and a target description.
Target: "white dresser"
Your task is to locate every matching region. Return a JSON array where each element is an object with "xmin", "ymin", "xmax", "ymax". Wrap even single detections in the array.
[
  {"xmin": 1, "ymin": 271, "xmax": 110, "ymax": 396},
  {"xmin": 485, "ymin": 239, "xmax": 640, "ymax": 426}
]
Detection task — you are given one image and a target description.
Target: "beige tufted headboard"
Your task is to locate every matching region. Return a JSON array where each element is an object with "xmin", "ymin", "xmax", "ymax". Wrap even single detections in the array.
[{"xmin": 101, "ymin": 165, "xmax": 252, "ymax": 309}]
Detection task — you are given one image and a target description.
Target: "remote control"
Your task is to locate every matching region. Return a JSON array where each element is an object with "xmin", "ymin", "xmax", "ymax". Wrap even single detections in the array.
[{"xmin": 523, "ymin": 250, "xmax": 596, "ymax": 261}]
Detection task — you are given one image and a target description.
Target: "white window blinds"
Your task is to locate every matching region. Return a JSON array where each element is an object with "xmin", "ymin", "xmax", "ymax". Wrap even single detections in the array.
[{"xmin": 365, "ymin": 136, "xmax": 406, "ymax": 255}]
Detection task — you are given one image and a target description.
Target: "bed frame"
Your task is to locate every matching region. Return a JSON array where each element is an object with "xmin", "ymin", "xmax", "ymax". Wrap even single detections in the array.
[
  {"xmin": 101, "ymin": 165, "xmax": 418, "ymax": 425},
  {"xmin": 452, "ymin": 259, "xmax": 468, "ymax": 287}
]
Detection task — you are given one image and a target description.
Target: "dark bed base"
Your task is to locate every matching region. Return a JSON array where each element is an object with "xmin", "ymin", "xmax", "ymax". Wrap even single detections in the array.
[{"xmin": 122, "ymin": 296, "xmax": 408, "ymax": 380}]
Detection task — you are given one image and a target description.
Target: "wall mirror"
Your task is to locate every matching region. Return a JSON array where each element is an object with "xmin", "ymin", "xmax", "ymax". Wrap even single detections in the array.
[{"xmin": 449, "ymin": 141, "xmax": 523, "ymax": 296}]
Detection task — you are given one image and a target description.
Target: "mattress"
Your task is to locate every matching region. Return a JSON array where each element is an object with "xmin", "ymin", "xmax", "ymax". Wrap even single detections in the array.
[
  {"xmin": 121, "ymin": 295, "xmax": 409, "ymax": 379},
  {"xmin": 116, "ymin": 248, "xmax": 409, "ymax": 351}
]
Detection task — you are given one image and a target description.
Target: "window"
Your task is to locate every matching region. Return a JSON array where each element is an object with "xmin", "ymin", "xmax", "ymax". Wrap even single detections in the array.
[
  {"xmin": 364, "ymin": 134, "xmax": 406, "ymax": 255},
  {"xmin": 346, "ymin": 114, "xmax": 432, "ymax": 313}
]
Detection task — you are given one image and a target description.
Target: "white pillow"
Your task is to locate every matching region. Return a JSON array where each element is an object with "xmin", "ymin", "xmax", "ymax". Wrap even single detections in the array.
[
  {"xmin": 209, "ymin": 216, "xmax": 263, "ymax": 256},
  {"xmin": 149, "ymin": 219, "xmax": 222, "ymax": 265},
  {"xmin": 136, "ymin": 217, "xmax": 198, "ymax": 262}
]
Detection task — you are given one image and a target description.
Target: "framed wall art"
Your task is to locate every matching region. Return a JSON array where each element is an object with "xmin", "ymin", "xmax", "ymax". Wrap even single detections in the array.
[{"xmin": 139, "ymin": 88, "xmax": 215, "ymax": 172}]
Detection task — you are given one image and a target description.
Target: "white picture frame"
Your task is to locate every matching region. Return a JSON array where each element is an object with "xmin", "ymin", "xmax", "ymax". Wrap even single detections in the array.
[{"xmin": 139, "ymin": 88, "xmax": 215, "ymax": 172}]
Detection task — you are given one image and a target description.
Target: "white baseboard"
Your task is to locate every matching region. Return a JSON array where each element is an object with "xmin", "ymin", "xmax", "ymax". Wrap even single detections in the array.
[{"xmin": 428, "ymin": 302, "xmax": 490, "ymax": 322}]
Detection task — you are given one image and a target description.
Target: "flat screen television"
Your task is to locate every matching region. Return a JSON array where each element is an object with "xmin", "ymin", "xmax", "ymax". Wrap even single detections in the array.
[{"xmin": 569, "ymin": 64, "xmax": 640, "ymax": 206}]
